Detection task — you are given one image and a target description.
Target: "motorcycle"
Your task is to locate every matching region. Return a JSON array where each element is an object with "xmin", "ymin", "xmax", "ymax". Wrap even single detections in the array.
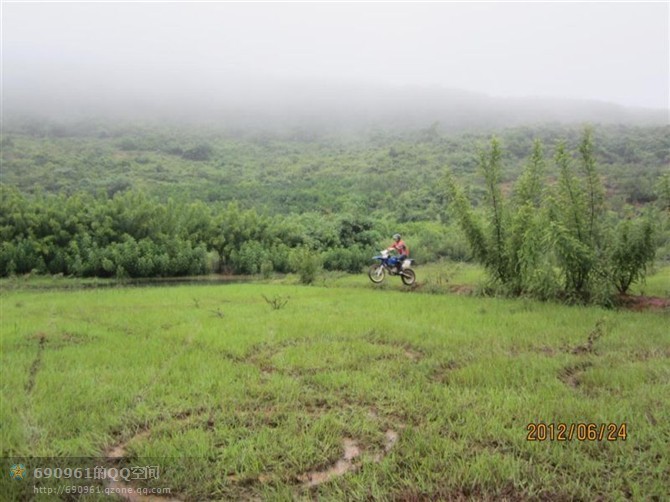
[{"xmin": 368, "ymin": 250, "xmax": 416, "ymax": 286}]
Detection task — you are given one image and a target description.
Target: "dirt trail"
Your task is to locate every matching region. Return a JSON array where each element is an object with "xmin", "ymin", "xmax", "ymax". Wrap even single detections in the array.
[
  {"xmin": 298, "ymin": 429, "xmax": 400, "ymax": 487},
  {"xmin": 373, "ymin": 429, "xmax": 399, "ymax": 462},
  {"xmin": 298, "ymin": 438, "xmax": 362, "ymax": 487},
  {"xmin": 104, "ymin": 430, "xmax": 180, "ymax": 501},
  {"xmin": 25, "ymin": 334, "xmax": 46, "ymax": 393}
]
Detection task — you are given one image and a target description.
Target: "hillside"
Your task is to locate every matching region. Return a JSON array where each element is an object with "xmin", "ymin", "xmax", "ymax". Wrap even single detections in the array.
[{"xmin": 2, "ymin": 120, "xmax": 668, "ymax": 217}]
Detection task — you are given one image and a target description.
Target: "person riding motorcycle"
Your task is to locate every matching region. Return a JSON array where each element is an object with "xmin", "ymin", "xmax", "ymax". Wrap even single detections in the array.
[{"xmin": 387, "ymin": 233, "xmax": 409, "ymax": 271}]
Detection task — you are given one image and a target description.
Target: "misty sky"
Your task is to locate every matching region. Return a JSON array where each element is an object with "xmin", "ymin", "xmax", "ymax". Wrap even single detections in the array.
[{"xmin": 2, "ymin": 1, "xmax": 669, "ymax": 111}]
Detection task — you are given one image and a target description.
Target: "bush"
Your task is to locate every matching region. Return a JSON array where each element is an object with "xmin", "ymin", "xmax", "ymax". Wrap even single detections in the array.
[
  {"xmin": 444, "ymin": 130, "xmax": 659, "ymax": 305},
  {"xmin": 289, "ymin": 247, "xmax": 322, "ymax": 284},
  {"xmin": 230, "ymin": 240, "xmax": 269, "ymax": 275},
  {"xmin": 322, "ymin": 246, "xmax": 369, "ymax": 273}
]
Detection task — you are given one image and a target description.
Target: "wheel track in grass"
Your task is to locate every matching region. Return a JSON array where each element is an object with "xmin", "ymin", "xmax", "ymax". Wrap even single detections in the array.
[
  {"xmin": 24, "ymin": 333, "xmax": 46, "ymax": 393},
  {"xmin": 101, "ymin": 337, "xmax": 409, "ymax": 498},
  {"xmin": 234, "ymin": 336, "xmax": 407, "ymax": 492},
  {"xmin": 557, "ymin": 319, "xmax": 607, "ymax": 389},
  {"xmin": 294, "ymin": 428, "xmax": 401, "ymax": 491},
  {"xmin": 233, "ymin": 333, "xmax": 429, "ymax": 493},
  {"xmin": 104, "ymin": 325, "xmax": 221, "ymax": 482},
  {"xmin": 362, "ymin": 329, "xmax": 426, "ymax": 362},
  {"xmin": 103, "ymin": 404, "xmax": 404, "ymax": 498},
  {"xmin": 100, "ymin": 333, "xmax": 414, "ymax": 498},
  {"xmin": 23, "ymin": 331, "xmax": 94, "ymax": 393},
  {"xmin": 558, "ymin": 361, "xmax": 594, "ymax": 388},
  {"xmin": 103, "ymin": 407, "xmax": 211, "ymax": 501}
]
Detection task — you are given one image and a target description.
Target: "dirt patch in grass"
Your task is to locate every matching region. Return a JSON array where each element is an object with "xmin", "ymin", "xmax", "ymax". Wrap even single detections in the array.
[
  {"xmin": 558, "ymin": 361, "xmax": 594, "ymax": 388},
  {"xmin": 364, "ymin": 331, "xmax": 425, "ymax": 362},
  {"xmin": 104, "ymin": 429, "xmax": 152, "ymax": 459},
  {"xmin": 373, "ymin": 429, "xmax": 400, "ymax": 462},
  {"xmin": 104, "ymin": 407, "xmax": 210, "ymax": 457},
  {"xmin": 431, "ymin": 360, "xmax": 461, "ymax": 384},
  {"xmin": 448, "ymin": 284, "xmax": 475, "ymax": 295},
  {"xmin": 297, "ymin": 429, "xmax": 400, "ymax": 488},
  {"xmin": 631, "ymin": 348, "xmax": 670, "ymax": 361},
  {"xmin": 571, "ymin": 319, "xmax": 607, "ymax": 355},
  {"xmin": 102, "ymin": 409, "xmax": 212, "ymax": 501},
  {"xmin": 102, "ymin": 428, "xmax": 180, "ymax": 501},
  {"xmin": 617, "ymin": 294, "xmax": 670, "ymax": 312},
  {"xmin": 297, "ymin": 438, "xmax": 362, "ymax": 487}
]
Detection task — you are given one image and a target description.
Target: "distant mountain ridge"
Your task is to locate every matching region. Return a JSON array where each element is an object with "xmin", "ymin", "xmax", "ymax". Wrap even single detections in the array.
[{"xmin": 4, "ymin": 78, "xmax": 667, "ymax": 131}]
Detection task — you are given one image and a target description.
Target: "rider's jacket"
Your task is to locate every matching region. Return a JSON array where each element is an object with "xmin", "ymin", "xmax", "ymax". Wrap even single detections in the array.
[{"xmin": 389, "ymin": 240, "xmax": 409, "ymax": 257}]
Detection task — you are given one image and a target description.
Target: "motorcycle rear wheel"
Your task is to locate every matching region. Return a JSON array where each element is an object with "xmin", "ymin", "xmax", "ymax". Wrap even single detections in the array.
[
  {"xmin": 400, "ymin": 268, "xmax": 416, "ymax": 286},
  {"xmin": 368, "ymin": 264, "xmax": 386, "ymax": 284}
]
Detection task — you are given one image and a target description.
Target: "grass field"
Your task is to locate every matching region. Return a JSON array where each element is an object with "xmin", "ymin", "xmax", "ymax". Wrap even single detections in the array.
[{"xmin": 1, "ymin": 271, "xmax": 669, "ymax": 500}]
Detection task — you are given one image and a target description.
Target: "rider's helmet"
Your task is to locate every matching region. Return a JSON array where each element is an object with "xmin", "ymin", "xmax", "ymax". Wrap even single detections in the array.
[{"xmin": 393, "ymin": 233, "xmax": 401, "ymax": 241}]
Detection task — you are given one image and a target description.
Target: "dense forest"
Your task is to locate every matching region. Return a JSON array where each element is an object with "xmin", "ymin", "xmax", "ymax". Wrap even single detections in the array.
[{"xmin": 1, "ymin": 118, "xmax": 668, "ymax": 302}]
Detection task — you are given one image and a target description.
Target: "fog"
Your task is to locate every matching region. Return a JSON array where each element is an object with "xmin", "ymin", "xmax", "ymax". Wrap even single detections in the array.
[{"xmin": 2, "ymin": 2, "xmax": 668, "ymax": 129}]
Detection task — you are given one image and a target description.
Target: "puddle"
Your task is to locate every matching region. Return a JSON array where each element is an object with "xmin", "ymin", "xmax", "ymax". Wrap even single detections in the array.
[{"xmin": 298, "ymin": 438, "xmax": 361, "ymax": 487}]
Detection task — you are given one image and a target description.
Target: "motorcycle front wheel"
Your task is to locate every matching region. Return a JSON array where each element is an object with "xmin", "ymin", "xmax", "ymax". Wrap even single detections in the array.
[
  {"xmin": 368, "ymin": 264, "xmax": 386, "ymax": 284},
  {"xmin": 400, "ymin": 268, "xmax": 416, "ymax": 286}
]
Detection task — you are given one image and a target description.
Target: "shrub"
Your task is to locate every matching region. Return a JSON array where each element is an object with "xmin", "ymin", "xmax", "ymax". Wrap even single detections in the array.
[{"xmin": 289, "ymin": 247, "xmax": 322, "ymax": 284}]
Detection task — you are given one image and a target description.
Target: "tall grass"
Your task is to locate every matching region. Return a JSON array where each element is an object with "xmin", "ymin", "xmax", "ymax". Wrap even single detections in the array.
[{"xmin": 1, "ymin": 280, "xmax": 668, "ymax": 499}]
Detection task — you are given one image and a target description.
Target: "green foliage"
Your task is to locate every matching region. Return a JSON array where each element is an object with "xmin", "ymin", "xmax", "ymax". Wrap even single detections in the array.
[
  {"xmin": 3, "ymin": 120, "xmax": 666, "ymax": 215},
  {"xmin": 609, "ymin": 214, "xmax": 656, "ymax": 294},
  {"xmin": 552, "ymin": 140, "xmax": 594, "ymax": 296},
  {"xmin": 289, "ymin": 247, "xmax": 322, "ymax": 284},
  {"xmin": 1, "ymin": 120, "xmax": 667, "ymax": 285},
  {"xmin": 2, "ymin": 283, "xmax": 668, "ymax": 499},
  {"xmin": 322, "ymin": 246, "xmax": 369, "ymax": 274},
  {"xmin": 478, "ymin": 137, "xmax": 512, "ymax": 284},
  {"xmin": 442, "ymin": 172, "xmax": 488, "ymax": 264},
  {"xmin": 182, "ymin": 143, "xmax": 213, "ymax": 161},
  {"xmin": 231, "ymin": 240, "xmax": 269, "ymax": 275},
  {"xmin": 0, "ymin": 186, "xmax": 207, "ymax": 277},
  {"xmin": 445, "ymin": 129, "xmax": 659, "ymax": 305}
]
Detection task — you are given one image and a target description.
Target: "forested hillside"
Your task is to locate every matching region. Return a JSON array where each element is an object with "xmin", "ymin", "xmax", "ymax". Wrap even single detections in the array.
[
  {"xmin": 1, "ymin": 118, "xmax": 669, "ymax": 302},
  {"xmin": 2, "ymin": 120, "xmax": 668, "ymax": 215}
]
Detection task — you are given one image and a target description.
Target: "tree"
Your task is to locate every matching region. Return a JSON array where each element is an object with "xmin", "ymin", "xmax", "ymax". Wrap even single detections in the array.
[
  {"xmin": 444, "ymin": 128, "xmax": 658, "ymax": 305},
  {"xmin": 609, "ymin": 215, "xmax": 655, "ymax": 294}
]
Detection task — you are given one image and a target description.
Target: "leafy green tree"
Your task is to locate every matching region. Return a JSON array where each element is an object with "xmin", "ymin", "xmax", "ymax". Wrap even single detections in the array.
[
  {"xmin": 609, "ymin": 215, "xmax": 656, "ymax": 294},
  {"xmin": 445, "ymin": 129, "xmax": 658, "ymax": 305}
]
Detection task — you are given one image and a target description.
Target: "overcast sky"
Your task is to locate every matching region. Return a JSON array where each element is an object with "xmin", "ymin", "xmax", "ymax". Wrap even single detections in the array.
[{"xmin": 2, "ymin": 1, "xmax": 669, "ymax": 111}]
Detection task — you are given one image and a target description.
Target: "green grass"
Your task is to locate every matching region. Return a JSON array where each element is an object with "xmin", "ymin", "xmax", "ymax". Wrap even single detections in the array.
[
  {"xmin": 629, "ymin": 264, "xmax": 670, "ymax": 298},
  {"xmin": 1, "ymin": 277, "xmax": 669, "ymax": 500}
]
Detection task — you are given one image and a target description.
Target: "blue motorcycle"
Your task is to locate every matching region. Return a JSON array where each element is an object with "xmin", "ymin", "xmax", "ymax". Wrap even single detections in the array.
[{"xmin": 368, "ymin": 250, "xmax": 416, "ymax": 286}]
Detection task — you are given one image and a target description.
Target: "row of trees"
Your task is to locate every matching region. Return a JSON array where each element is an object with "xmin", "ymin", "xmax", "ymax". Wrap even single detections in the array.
[
  {"xmin": 0, "ymin": 187, "xmax": 386, "ymax": 280},
  {"xmin": 2, "ymin": 122, "xmax": 667, "ymax": 302},
  {"xmin": 444, "ymin": 128, "xmax": 660, "ymax": 304}
]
